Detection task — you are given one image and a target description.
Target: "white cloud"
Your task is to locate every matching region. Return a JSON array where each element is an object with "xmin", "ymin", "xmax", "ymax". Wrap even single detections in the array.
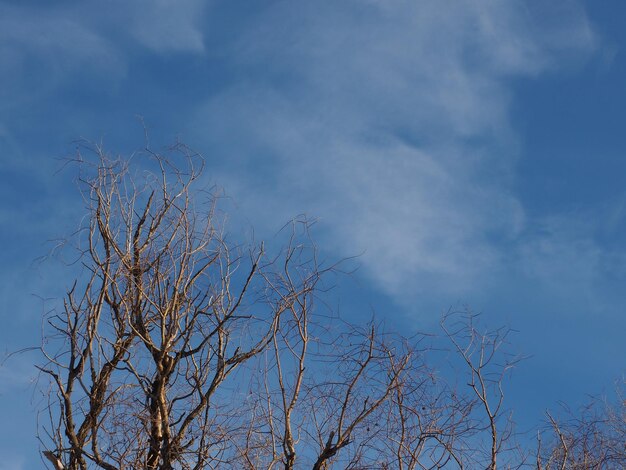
[
  {"xmin": 119, "ymin": 0, "xmax": 207, "ymax": 53},
  {"xmin": 0, "ymin": 4, "xmax": 123, "ymax": 99},
  {"xmin": 194, "ymin": 0, "xmax": 596, "ymax": 301},
  {"xmin": 0, "ymin": 353, "xmax": 37, "ymax": 396},
  {"xmin": 515, "ymin": 211, "xmax": 626, "ymax": 316},
  {"xmin": 0, "ymin": 0, "xmax": 603, "ymax": 306},
  {"xmin": 0, "ymin": 455, "xmax": 24, "ymax": 470},
  {"xmin": 0, "ymin": 0, "xmax": 206, "ymax": 109}
]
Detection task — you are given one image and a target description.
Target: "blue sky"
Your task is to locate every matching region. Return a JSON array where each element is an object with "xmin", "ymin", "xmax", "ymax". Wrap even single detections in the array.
[{"xmin": 1, "ymin": 1, "xmax": 625, "ymax": 467}]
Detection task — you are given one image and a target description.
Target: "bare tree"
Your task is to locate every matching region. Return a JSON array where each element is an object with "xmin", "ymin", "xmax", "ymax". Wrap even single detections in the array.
[
  {"xmin": 440, "ymin": 310, "xmax": 524, "ymax": 469},
  {"xmin": 38, "ymin": 142, "xmax": 308, "ymax": 469},
  {"xmin": 36, "ymin": 143, "xmax": 410, "ymax": 469},
  {"xmin": 38, "ymin": 142, "xmax": 527, "ymax": 469},
  {"xmin": 537, "ymin": 383, "xmax": 625, "ymax": 470}
]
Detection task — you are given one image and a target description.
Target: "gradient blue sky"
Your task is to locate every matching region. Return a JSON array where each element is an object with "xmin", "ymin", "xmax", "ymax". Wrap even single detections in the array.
[{"xmin": 1, "ymin": 1, "xmax": 626, "ymax": 468}]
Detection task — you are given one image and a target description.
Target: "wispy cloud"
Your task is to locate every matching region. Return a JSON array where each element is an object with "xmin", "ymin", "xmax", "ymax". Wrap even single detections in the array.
[
  {"xmin": 0, "ymin": 455, "xmax": 24, "ymax": 470},
  {"xmin": 194, "ymin": 0, "xmax": 597, "ymax": 302},
  {"xmin": 0, "ymin": 0, "xmax": 607, "ymax": 309},
  {"xmin": 107, "ymin": 0, "xmax": 207, "ymax": 54},
  {"xmin": 0, "ymin": 4, "xmax": 122, "ymax": 109},
  {"xmin": 0, "ymin": 0, "xmax": 207, "ymax": 111},
  {"xmin": 515, "ymin": 209, "xmax": 626, "ymax": 316},
  {"xmin": 0, "ymin": 5, "xmax": 119, "ymax": 69},
  {"xmin": 0, "ymin": 352, "xmax": 37, "ymax": 396}
]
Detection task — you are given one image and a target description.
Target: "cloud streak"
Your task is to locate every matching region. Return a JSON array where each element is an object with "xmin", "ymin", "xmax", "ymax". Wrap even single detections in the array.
[
  {"xmin": 106, "ymin": 0, "xmax": 208, "ymax": 54},
  {"xmin": 0, "ymin": 0, "xmax": 607, "ymax": 309},
  {"xmin": 0, "ymin": 0, "xmax": 207, "ymax": 113},
  {"xmin": 194, "ymin": 0, "xmax": 597, "ymax": 302}
]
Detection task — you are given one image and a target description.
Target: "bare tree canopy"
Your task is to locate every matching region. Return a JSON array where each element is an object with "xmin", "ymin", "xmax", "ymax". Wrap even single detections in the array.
[
  {"xmin": 537, "ymin": 390, "xmax": 625, "ymax": 470},
  {"xmin": 37, "ymin": 143, "xmax": 624, "ymax": 470}
]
